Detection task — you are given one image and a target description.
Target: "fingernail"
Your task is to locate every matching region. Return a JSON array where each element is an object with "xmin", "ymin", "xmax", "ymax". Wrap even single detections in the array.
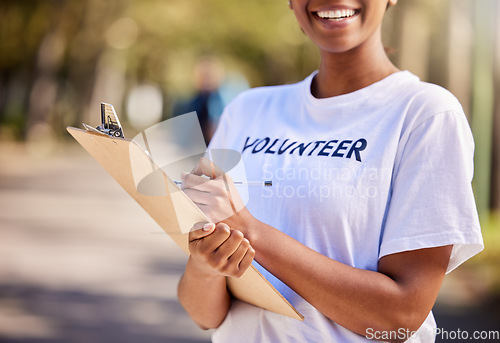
[{"xmin": 203, "ymin": 223, "xmax": 215, "ymax": 231}]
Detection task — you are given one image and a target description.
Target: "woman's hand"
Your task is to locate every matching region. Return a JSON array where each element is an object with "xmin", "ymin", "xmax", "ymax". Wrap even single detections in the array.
[
  {"xmin": 188, "ymin": 222, "xmax": 255, "ymax": 279},
  {"xmin": 178, "ymin": 221, "xmax": 255, "ymax": 330},
  {"xmin": 182, "ymin": 157, "xmax": 254, "ymax": 231}
]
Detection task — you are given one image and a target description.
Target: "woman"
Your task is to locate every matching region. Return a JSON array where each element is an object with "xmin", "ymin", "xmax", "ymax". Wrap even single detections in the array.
[{"xmin": 177, "ymin": 0, "xmax": 484, "ymax": 342}]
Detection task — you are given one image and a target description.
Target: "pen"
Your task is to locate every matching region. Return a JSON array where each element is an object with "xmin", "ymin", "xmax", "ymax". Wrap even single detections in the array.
[{"xmin": 173, "ymin": 180, "xmax": 272, "ymax": 187}]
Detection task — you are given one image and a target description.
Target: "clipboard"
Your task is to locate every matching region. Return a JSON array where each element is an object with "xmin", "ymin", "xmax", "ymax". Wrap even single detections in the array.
[{"xmin": 66, "ymin": 109, "xmax": 303, "ymax": 321}]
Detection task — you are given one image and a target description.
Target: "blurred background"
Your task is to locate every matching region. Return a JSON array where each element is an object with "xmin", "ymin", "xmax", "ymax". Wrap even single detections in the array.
[{"xmin": 0, "ymin": 0, "xmax": 499, "ymax": 342}]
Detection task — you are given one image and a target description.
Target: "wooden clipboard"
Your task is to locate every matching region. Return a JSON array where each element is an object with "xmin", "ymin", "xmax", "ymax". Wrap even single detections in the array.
[{"xmin": 67, "ymin": 127, "xmax": 303, "ymax": 321}]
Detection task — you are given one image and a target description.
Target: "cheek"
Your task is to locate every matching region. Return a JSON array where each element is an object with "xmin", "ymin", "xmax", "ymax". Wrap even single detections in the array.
[
  {"xmin": 291, "ymin": 11, "xmax": 314, "ymax": 41},
  {"xmin": 357, "ymin": 6, "xmax": 386, "ymax": 38},
  {"xmin": 292, "ymin": 8, "xmax": 308, "ymax": 29},
  {"xmin": 361, "ymin": 3, "xmax": 387, "ymax": 26}
]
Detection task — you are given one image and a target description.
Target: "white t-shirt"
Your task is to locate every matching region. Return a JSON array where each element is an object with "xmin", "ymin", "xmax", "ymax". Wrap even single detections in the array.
[{"xmin": 207, "ymin": 71, "xmax": 484, "ymax": 342}]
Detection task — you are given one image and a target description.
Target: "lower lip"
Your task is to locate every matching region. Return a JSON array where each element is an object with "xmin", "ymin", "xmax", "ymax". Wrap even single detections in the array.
[{"xmin": 313, "ymin": 12, "xmax": 359, "ymax": 29}]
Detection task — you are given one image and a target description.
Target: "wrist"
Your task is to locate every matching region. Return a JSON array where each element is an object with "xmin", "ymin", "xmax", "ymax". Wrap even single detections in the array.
[
  {"xmin": 243, "ymin": 215, "xmax": 262, "ymax": 246},
  {"xmin": 228, "ymin": 208, "xmax": 260, "ymax": 243},
  {"xmin": 186, "ymin": 256, "xmax": 225, "ymax": 282}
]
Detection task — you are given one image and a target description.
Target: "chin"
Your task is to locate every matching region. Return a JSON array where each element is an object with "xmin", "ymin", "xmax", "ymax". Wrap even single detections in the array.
[{"xmin": 316, "ymin": 39, "xmax": 358, "ymax": 55}]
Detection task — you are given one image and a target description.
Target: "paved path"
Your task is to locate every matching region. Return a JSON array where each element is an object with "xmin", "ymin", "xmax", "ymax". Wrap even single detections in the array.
[{"xmin": 0, "ymin": 142, "xmax": 211, "ymax": 342}]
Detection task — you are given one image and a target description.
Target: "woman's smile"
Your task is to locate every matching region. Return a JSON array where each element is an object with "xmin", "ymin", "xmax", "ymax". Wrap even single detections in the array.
[
  {"xmin": 315, "ymin": 9, "xmax": 358, "ymax": 20},
  {"xmin": 291, "ymin": 0, "xmax": 390, "ymax": 54},
  {"xmin": 312, "ymin": 7, "xmax": 361, "ymax": 29}
]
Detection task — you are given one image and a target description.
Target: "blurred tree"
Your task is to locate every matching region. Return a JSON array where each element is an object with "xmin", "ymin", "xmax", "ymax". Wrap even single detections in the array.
[
  {"xmin": 491, "ymin": 3, "xmax": 500, "ymax": 215},
  {"xmin": 471, "ymin": 0, "xmax": 495, "ymax": 219}
]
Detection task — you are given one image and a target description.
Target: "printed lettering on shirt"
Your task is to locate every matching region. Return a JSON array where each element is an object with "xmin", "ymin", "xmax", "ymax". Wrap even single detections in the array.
[{"xmin": 242, "ymin": 136, "xmax": 367, "ymax": 162}]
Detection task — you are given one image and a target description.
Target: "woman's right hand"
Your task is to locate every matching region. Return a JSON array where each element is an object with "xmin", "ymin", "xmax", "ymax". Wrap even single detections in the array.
[{"xmin": 188, "ymin": 222, "xmax": 255, "ymax": 279}]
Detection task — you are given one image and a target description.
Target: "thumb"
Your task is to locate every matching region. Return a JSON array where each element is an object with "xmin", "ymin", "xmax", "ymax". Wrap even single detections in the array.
[
  {"xmin": 189, "ymin": 222, "xmax": 216, "ymax": 241},
  {"xmin": 191, "ymin": 157, "xmax": 224, "ymax": 179}
]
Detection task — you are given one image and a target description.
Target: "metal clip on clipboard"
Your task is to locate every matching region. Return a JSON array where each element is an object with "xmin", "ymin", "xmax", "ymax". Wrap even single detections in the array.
[{"xmin": 82, "ymin": 103, "xmax": 124, "ymax": 138}]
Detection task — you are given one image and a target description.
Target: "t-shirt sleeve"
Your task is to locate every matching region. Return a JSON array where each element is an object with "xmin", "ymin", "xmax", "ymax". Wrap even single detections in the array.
[{"xmin": 379, "ymin": 110, "xmax": 483, "ymax": 273}]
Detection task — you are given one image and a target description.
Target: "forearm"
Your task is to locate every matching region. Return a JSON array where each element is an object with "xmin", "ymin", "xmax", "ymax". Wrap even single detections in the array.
[
  {"xmin": 241, "ymin": 219, "xmax": 444, "ymax": 338},
  {"xmin": 177, "ymin": 256, "xmax": 231, "ymax": 330}
]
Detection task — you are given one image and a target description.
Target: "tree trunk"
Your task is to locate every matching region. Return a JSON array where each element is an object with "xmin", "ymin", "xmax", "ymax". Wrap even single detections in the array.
[{"xmin": 490, "ymin": 1, "xmax": 500, "ymax": 215}]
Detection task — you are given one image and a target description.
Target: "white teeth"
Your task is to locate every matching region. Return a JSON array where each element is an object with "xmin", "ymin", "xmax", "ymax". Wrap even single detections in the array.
[{"xmin": 317, "ymin": 9, "xmax": 356, "ymax": 20}]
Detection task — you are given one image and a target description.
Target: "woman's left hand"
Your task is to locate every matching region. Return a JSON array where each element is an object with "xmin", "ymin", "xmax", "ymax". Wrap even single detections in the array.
[{"xmin": 181, "ymin": 157, "xmax": 250, "ymax": 227}]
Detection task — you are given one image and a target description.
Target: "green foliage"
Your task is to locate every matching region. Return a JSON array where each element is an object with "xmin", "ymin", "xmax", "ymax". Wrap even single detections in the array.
[{"xmin": 0, "ymin": 0, "xmax": 319, "ymax": 134}]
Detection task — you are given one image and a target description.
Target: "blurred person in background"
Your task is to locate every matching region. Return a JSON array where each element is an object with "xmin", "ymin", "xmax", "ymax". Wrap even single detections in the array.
[
  {"xmin": 178, "ymin": 0, "xmax": 484, "ymax": 342},
  {"xmin": 173, "ymin": 56, "xmax": 227, "ymax": 145}
]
